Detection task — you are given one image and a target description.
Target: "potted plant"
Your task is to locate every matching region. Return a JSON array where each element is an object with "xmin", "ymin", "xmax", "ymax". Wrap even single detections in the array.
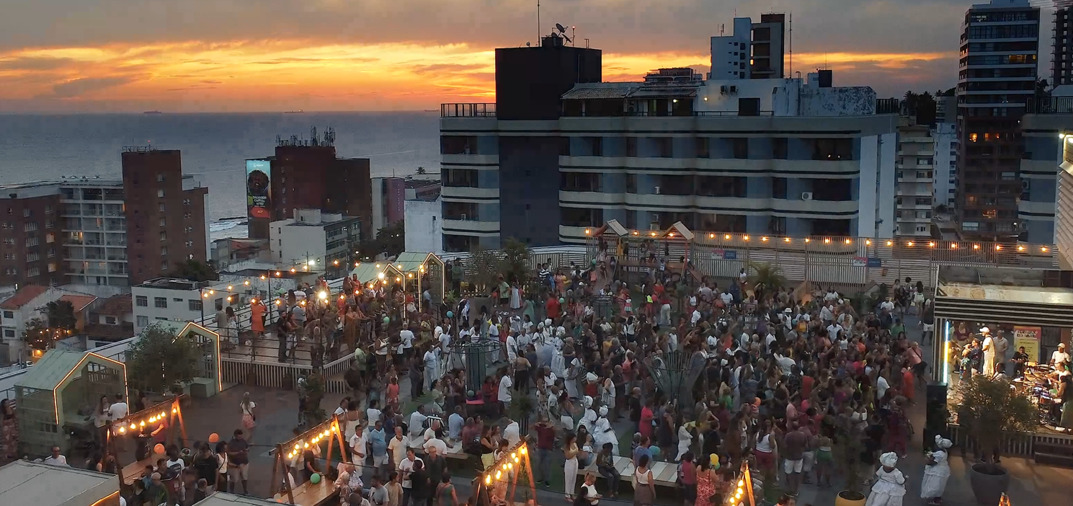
[
  {"xmin": 507, "ymin": 395, "xmax": 534, "ymax": 436},
  {"xmin": 952, "ymin": 375, "xmax": 1035, "ymax": 505},
  {"xmin": 833, "ymin": 416, "xmax": 867, "ymax": 506}
]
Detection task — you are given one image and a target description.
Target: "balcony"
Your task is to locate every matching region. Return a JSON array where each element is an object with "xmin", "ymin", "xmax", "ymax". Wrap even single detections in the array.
[
  {"xmin": 1026, "ymin": 97, "xmax": 1073, "ymax": 114},
  {"xmin": 440, "ymin": 103, "xmax": 496, "ymax": 118}
]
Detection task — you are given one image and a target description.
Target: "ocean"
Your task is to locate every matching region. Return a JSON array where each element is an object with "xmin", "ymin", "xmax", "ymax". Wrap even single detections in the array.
[{"xmin": 0, "ymin": 112, "xmax": 441, "ymax": 237}]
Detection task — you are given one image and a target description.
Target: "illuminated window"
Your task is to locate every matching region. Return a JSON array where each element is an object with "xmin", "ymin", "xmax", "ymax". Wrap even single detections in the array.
[
  {"xmin": 982, "ymin": 209, "xmax": 997, "ymax": 219},
  {"xmin": 969, "ymin": 133, "xmax": 978, "ymax": 142}
]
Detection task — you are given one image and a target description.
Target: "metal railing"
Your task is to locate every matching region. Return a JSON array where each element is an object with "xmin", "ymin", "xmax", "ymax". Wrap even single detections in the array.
[
  {"xmin": 440, "ymin": 103, "xmax": 496, "ymax": 118},
  {"xmin": 1026, "ymin": 97, "xmax": 1073, "ymax": 114}
]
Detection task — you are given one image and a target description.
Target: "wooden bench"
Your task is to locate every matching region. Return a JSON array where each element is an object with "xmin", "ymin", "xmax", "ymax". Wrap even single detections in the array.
[
  {"xmin": 120, "ymin": 456, "xmax": 158, "ymax": 486},
  {"xmin": 578, "ymin": 456, "xmax": 678, "ymax": 488},
  {"xmin": 272, "ymin": 479, "xmax": 339, "ymax": 505}
]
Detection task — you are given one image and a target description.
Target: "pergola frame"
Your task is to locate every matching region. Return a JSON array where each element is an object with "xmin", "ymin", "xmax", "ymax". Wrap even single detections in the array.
[
  {"xmin": 269, "ymin": 415, "xmax": 348, "ymax": 505},
  {"xmin": 110, "ymin": 396, "xmax": 189, "ymax": 487}
]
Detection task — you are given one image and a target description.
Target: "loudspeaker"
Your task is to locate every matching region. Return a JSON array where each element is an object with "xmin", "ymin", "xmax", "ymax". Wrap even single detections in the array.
[{"xmin": 924, "ymin": 383, "xmax": 949, "ymax": 448}]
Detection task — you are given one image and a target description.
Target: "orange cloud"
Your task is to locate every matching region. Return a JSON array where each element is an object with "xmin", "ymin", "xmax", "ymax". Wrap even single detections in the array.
[{"xmin": 0, "ymin": 41, "xmax": 956, "ymax": 112}]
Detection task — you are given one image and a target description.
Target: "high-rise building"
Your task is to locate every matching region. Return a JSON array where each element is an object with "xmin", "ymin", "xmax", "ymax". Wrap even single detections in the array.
[
  {"xmin": 0, "ymin": 149, "xmax": 209, "ymax": 290},
  {"xmin": 439, "ymin": 27, "xmax": 898, "ymax": 251},
  {"xmin": 956, "ymin": 0, "xmax": 1040, "ymax": 239},
  {"xmin": 246, "ymin": 142, "xmax": 372, "ymax": 242},
  {"xmin": 1018, "ymin": 91, "xmax": 1073, "ymax": 245},
  {"xmin": 121, "ymin": 148, "xmax": 209, "ymax": 285},
  {"xmin": 932, "ymin": 123, "xmax": 958, "ymax": 209},
  {"xmin": 895, "ymin": 118, "xmax": 936, "ymax": 238},
  {"xmin": 1053, "ymin": 1, "xmax": 1073, "ymax": 86},
  {"xmin": 709, "ymin": 14, "xmax": 786, "ymax": 80}
]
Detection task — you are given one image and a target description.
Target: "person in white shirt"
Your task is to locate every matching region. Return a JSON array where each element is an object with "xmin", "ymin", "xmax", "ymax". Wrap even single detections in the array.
[
  {"xmin": 397, "ymin": 449, "xmax": 422, "ymax": 497},
  {"xmin": 877, "ymin": 375, "xmax": 890, "ymax": 399},
  {"xmin": 827, "ymin": 323, "xmax": 843, "ymax": 340},
  {"xmin": 107, "ymin": 394, "xmax": 129, "ymax": 422},
  {"xmin": 366, "ymin": 400, "xmax": 382, "ymax": 427},
  {"xmin": 43, "ymin": 446, "xmax": 68, "ymax": 466},
  {"xmin": 503, "ymin": 420, "xmax": 521, "ymax": 447},
  {"xmin": 879, "ymin": 298, "xmax": 895, "ymax": 313},
  {"xmin": 720, "ymin": 290, "xmax": 734, "ymax": 307},
  {"xmin": 774, "ymin": 352, "xmax": 795, "ymax": 375},
  {"xmin": 399, "ymin": 328, "xmax": 415, "ymax": 363},
  {"xmin": 505, "ymin": 333, "xmax": 519, "ymax": 363},
  {"xmin": 350, "ymin": 425, "xmax": 367, "ymax": 473},
  {"xmin": 690, "ymin": 309, "xmax": 701, "ymax": 326},
  {"xmin": 981, "ymin": 331, "xmax": 995, "ymax": 376},
  {"xmin": 498, "ymin": 371, "xmax": 513, "ymax": 411},
  {"xmin": 387, "ymin": 427, "xmax": 407, "ymax": 469},
  {"xmin": 1051, "ymin": 343, "xmax": 1071, "ymax": 369},
  {"xmin": 408, "ymin": 409, "xmax": 429, "ymax": 448},
  {"xmin": 764, "ymin": 332, "xmax": 777, "ymax": 351}
]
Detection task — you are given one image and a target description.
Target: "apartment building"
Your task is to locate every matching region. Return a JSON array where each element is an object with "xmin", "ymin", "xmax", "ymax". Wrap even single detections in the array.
[
  {"xmin": 896, "ymin": 119, "xmax": 936, "ymax": 238},
  {"xmin": 438, "ymin": 27, "xmax": 897, "ymax": 251}
]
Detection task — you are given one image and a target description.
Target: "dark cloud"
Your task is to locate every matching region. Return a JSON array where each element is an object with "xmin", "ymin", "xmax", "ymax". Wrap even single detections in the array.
[{"xmin": 39, "ymin": 75, "xmax": 138, "ymax": 98}]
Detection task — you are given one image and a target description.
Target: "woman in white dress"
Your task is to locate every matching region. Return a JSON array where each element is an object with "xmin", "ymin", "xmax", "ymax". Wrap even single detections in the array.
[
  {"xmin": 593, "ymin": 407, "xmax": 619, "ymax": 457},
  {"xmin": 675, "ymin": 422, "xmax": 693, "ymax": 461},
  {"xmin": 866, "ymin": 452, "xmax": 906, "ymax": 506},
  {"xmin": 921, "ymin": 436, "xmax": 953, "ymax": 505},
  {"xmin": 563, "ymin": 434, "xmax": 580, "ymax": 501}
]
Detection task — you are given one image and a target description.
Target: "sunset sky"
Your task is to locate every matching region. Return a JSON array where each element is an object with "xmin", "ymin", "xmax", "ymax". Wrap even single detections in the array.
[{"xmin": 0, "ymin": 1, "xmax": 1019, "ymax": 113}]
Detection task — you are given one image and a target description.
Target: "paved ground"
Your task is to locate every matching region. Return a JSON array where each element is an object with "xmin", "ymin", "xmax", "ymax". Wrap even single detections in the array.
[{"xmin": 125, "ymin": 307, "xmax": 1073, "ymax": 505}]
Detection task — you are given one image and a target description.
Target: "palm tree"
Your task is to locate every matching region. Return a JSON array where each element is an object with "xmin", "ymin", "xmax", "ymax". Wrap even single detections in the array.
[{"xmin": 748, "ymin": 262, "xmax": 786, "ymax": 300}]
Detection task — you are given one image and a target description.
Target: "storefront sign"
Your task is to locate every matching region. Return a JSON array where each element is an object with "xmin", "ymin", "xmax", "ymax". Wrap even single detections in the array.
[
  {"xmin": 852, "ymin": 257, "xmax": 883, "ymax": 267},
  {"xmin": 1013, "ymin": 326, "xmax": 1042, "ymax": 362},
  {"xmin": 711, "ymin": 249, "xmax": 738, "ymax": 260}
]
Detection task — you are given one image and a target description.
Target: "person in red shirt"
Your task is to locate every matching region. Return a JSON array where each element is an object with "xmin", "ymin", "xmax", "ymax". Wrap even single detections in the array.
[
  {"xmin": 532, "ymin": 417, "xmax": 556, "ymax": 486},
  {"xmin": 546, "ymin": 295, "xmax": 561, "ymax": 320},
  {"xmin": 639, "ymin": 400, "xmax": 654, "ymax": 440}
]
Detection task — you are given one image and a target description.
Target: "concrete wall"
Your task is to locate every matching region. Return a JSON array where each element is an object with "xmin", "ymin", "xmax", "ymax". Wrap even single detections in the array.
[
  {"xmin": 405, "ymin": 197, "xmax": 443, "ymax": 254},
  {"xmin": 269, "ymin": 220, "xmax": 327, "ymax": 267}
]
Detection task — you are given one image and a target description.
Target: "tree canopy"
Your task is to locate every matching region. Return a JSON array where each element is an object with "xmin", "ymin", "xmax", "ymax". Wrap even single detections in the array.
[
  {"xmin": 170, "ymin": 259, "xmax": 219, "ymax": 282},
  {"xmin": 126, "ymin": 325, "xmax": 202, "ymax": 393}
]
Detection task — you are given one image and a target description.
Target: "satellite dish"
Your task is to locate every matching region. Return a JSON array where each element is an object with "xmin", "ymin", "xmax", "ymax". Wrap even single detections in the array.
[{"xmin": 555, "ymin": 23, "xmax": 566, "ymax": 33}]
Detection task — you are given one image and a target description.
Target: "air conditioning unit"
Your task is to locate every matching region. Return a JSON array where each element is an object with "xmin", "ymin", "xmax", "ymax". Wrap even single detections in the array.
[
  {"xmin": 1021, "ymin": 179, "xmax": 1030, "ymax": 191},
  {"xmin": 800, "ymin": 192, "xmax": 814, "ymax": 201},
  {"xmin": 654, "ymin": 186, "xmax": 662, "ymax": 195},
  {"xmin": 460, "ymin": 213, "xmax": 467, "ymax": 220},
  {"xmin": 729, "ymin": 85, "xmax": 738, "ymax": 93}
]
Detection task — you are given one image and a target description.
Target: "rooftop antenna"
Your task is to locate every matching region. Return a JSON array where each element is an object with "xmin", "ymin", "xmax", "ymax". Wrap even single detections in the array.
[
  {"xmin": 537, "ymin": 0, "xmax": 540, "ymax": 44},
  {"xmin": 788, "ymin": 12, "xmax": 792, "ymax": 78},
  {"xmin": 555, "ymin": 23, "xmax": 573, "ymax": 45}
]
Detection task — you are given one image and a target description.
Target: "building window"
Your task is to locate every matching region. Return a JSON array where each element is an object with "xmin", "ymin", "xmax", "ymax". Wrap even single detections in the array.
[
  {"xmin": 2, "ymin": 310, "xmax": 12, "ymax": 319},
  {"xmin": 160, "ymin": 218, "xmax": 167, "ymax": 227},
  {"xmin": 772, "ymin": 178, "xmax": 788, "ymax": 199},
  {"xmin": 772, "ymin": 138, "xmax": 788, "ymax": 159},
  {"xmin": 135, "ymin": 295, "xmax": 148, "ymax": 307},
  {"xmin": 105, "ymin": 316, "xmax": 117, "ymax": 324},
  {"xmin": 157, "ymin": 174, "xmax": 165, "ymax": 183},
  {"xmin": 22, "ymin": 208, "xmax": 30, "ymax": 218},
  {"xmin": 154, "ymin": 297, "xmax": 167, "ymax": 308},
  {"xmin": 159, "ymin": 203, "xmax": 166, "ymax": 212},
  {"xmin": 732, "ymin": 138, "xmax": 748, "ymax": 159},
  {"xmin": 738, "ymin": 98, "xmax": 760, "ymax": 116},
  {"xmin": 137, "ymin": 315, "xmax": 149, "ymax": 327},
  {"xmin": 160, "ymin": 232, "xmax": 167, "ymax": 241},
  {"xmin": 626, "ymin": 137, "xmax": 638, "ymax": 157},
  {"xmin": 157, "ymin": 189, "xmax": 165, "ymax": 198},
  {"xmin": 189, "ymin": 300, "xmax": 203, "ymax": 312},
  {"xmin": 695, "ymin": 137, "xmax": 710, "ymax": 158}
]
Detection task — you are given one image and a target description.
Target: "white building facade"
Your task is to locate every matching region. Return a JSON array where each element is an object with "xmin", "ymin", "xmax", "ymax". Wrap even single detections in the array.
[
  {"xmin": 932, "ymin": 123, "xmax": 957, "ymax": 209},
  {"xmin": 404, "ymin": 196, "xmax": 443, "ymax": 255},
  {"xmin": 269, "ymin": 209, "xmax": 361, "ymax": 270},
  {"xmin": 895, "ymin": 121, "xmax": 935, "ymax": 238}
]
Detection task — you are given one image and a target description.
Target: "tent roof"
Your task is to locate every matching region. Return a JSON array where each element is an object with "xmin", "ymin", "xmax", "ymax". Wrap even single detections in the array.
[
  {"xmin": 592, "ymin": 220, "xmax": 628, "ymax": 237},
  {"xmin": 661, "ymin": 221, "xmax": 695, "ymax": 241},
  {"xmin": 0, "ymin": 460, "xmax": 118, "ymax": 506},
  {"xmin": 394, "ymin": 252, "xmax": 443, "ymax": 271},
  {"xmin": 16, "ymin": 350, "xmax": 120, "ymax": 391},
  {"xmin": 350, "ymin": 263, "xmax": 404, "ymax": 284}
]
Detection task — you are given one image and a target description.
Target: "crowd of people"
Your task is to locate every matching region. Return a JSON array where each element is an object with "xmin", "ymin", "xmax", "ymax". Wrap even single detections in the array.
[
  {"xmin": 255, "ymin": 244, "xmax": 950, "ymax": 506},
  {"xmin": 0, "ymin": 242, "xmax": 955, "ymax": 506}
]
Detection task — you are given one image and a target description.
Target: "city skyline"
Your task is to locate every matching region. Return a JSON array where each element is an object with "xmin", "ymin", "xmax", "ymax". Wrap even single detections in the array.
[{"xmin": 0, "ymin": 0, "xmax": 1045, "ymax": 112}]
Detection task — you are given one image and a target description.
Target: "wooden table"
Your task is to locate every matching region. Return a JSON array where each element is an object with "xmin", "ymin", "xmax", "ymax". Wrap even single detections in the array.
[
  {"xmin": 579, "ymin": 455, "xmax": 678, "ymax": 488},
  {"xmin": 120, "ymin": 456, "xmax": 159, "ymax": 486},
  {"xmin": 272, "ymin": 479, "xmax": 339, "ymax": 505}
]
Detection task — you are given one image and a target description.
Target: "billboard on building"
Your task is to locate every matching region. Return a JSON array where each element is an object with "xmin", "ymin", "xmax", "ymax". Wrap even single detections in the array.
[{"xmin": 246, "ymin": 160, "xmax": 271, "ymax": 219}]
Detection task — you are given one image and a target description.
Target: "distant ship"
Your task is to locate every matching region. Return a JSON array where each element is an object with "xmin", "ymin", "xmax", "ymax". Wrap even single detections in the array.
[
  {"xmin": 143, "ymin": 110, "xmax": 163, "ymax": 115},
  {"xmin": 283, "ymin": 110, "xmax": 305, "ymax": 114}
]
